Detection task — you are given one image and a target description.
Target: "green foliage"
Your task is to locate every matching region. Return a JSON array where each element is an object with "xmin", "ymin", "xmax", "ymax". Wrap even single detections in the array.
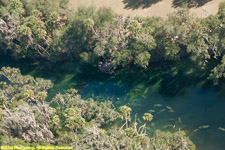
[
  {"xmin": 149, "ymin": 130, "xmax": 196, "ymax": 150},
  {"xmin": 112, "ymin": 50, "xmax": 132, "ymax": 67},
  {"xmin": 0, "ymin": 67, "xmax": 195, "ymax": 149},
  {"xmin": 0, "ymin": 67, "xmax": 53, "ymax": 107},
  {"xmin": 124, "ymin": 128, "xmax": 135, "ymax": 137},
  {"xmin": 83, "ymin": 18, "xmax": 95, "ymax": 29},
  {"xmin": 79, "ymin": 52, "xmax": 98, "ymax": 64},
  {"xmin": 0, "ymin": 135, "xmax": 54, "ymax": 147},
  {"xmin": 91, "ymin": 16, "xmax": 156, "ymax": 71},
  {"xmin": 51, "ymin": 91, "xmax": 118, "ymax": 127},
  {"xmin": 94, "ymin": 7, "xmax": 115, "ymax": 27},
  {"xmin": 219, "ymin": 2, "xmax": 225, "ymax": 20},
  {"xmin": 64, "ymin": 108, "xmax": 86, "ymax": 130},
  {"xmin": 10, "ymin": 0, "xmax": 25, "ymax": 15},
  {"xmin": 17, "ymin": 25, "xmax": 32, "ymax": 36},
  {"xmin": 0, "ymin": 82, "xmax": 6, "ymax": 89},
  {"xmin": 119, "ymin": 105, "xmax": 131, "ymax": 119},
  {"xmin": 1, "ymin": 1, "xmax": 225, "ymax": 83},
  {"xmin": 163, "ymin": 40, "xmax": 180, "ymax": 60},
  {"xmin": 208, "ymin": 55, "xmax": 225, "ymax": 85},
  {"xmin": 142, "ymin": 113, "xmax": 153, "ymax": 122},
  {"xmin": 21, "ymin": 0, "xmax": 69, "ymax": 16},
  {"xmin": 48, "ymin": 115, "xmax": 60, "ymax": 126},
  {"xmin": 0, "ymin": 0, "xmax": 69, "ymax": 59},
  {"xmin": 58, "ymin": 6, "xmax": 115, "ymax": 61},
  {"xmin": 134, "ymin": 51, "xmax": 151, "ymax": 68},
  {"xmin": 37, "ymin": 91, "xmax": 47, "ymax": 102},
  {"xmin": 23, "ymin": 89, "xmax": 34, "ymax": 98}
]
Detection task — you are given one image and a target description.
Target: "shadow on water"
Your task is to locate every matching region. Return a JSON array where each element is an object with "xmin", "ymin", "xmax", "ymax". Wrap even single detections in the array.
[
  {"xmin": 0, "ymin": 55, "xmax": 211, "ymax": 101},
  {"xmin": 0, "ymin": 54, "xmax": 215, "ymax": 105}
]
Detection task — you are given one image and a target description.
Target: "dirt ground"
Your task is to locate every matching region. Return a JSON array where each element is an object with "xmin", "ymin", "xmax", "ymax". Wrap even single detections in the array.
[{"xmin": 69, "ymin": 0, "xmax": 224, "ymax": 18}]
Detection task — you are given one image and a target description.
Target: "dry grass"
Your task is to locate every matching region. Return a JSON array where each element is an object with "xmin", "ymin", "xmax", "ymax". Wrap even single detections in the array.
[{"xmin": 69, "ymin": 0, "xmax": 224, "ymax": 18}]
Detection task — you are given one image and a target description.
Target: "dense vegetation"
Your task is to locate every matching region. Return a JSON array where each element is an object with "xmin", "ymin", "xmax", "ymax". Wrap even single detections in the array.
[
  {"xmin": 0, "ymin": 67, "xmax": 195, "ymax": 149},
  {"xmin": 0, "ymin": 0, "xmax": 225, "ymax": 149},
  {"xmin": 0, "ymin": 0, "xmax": 225, "ymax": 83}
]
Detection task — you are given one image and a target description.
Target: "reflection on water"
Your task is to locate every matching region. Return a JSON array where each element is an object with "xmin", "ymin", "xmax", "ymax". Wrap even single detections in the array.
[{"xmin": 1, "ymin": 55, "xmax": 225, "ymax": 150}]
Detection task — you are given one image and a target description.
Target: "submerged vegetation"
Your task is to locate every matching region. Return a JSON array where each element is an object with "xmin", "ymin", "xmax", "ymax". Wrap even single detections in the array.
[
  {"xmin": 0, "ymin": 0, "xmax": 225, "ymax": 149},
  {"xmin": 0, "ymin": 67, "xmax": 195, "ymax": 149}
]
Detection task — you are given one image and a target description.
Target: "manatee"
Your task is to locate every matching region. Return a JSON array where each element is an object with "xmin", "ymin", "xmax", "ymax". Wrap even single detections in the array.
[
  {"xmin": 218, "ymin": 127, "xmax": 225, "ymax": 131},
  {"xmin": 158, "ymin": 108, "xmax": 166, "ymax": 113},
  {"xmin": 193, "ymin": 129, "xmax": 199, "ymax": 133},
  {"xmin": 199, "ymin": 125, "xmax": 209, "ymax": 129},
  {"xmin": 154, "ymin": 104, "xmax": 162, "ymax": 107},
  {"xmin": 166, "ymin": 106, "xmax": 172, "ymax": 110},
  {"xmin": 148, "ymin": 109, "xmax": 155, "ymax": 113}
]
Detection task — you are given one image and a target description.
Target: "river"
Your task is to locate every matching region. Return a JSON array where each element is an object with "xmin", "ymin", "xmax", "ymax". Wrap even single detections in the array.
[{"xmin": 1, "ymin": 55, "xmax": 225, "ymax": 150}]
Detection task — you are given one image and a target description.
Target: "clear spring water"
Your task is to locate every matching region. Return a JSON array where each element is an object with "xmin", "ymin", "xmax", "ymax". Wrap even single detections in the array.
[{"xmin": 1, "ymin": 56, "xmax": 225, "ymax": 150}]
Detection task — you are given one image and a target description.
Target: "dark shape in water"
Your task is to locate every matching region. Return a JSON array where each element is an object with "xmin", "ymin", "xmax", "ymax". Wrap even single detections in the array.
[{"xmin": 0, "ymin": 74, "xmax": 11, "ymax": 85}]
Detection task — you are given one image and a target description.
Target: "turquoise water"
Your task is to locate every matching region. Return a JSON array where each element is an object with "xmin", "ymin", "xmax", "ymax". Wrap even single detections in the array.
[{"xmin": 1, "ymin": 55, "xmax": 225, "ymax": 150}]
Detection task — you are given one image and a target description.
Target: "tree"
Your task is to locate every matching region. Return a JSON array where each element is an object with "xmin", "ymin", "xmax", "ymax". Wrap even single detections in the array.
[
  {"xmin": 0, "ymin": 0, "xmax": 68, "ymax": 59},
  {"xmin": 119, "ymin": 105, "xmax": 131, "ymax": 130},
  {"xmin": 86, "ymin": 16, "xmax": 156, "ymax": 73},
  {"xmin": 0, "ymin": 67, "xmax": 196, "ymax": 149},
  {"xmin": 138, "ymin": 113, "xmax": 153, "ymax": 135},
  {"xmin": 149, "ymin": 130, "xmax": 196, "ymax": 150},
  {"xmin": 1, "ymin": 104, "xmax": 55, "ymax": 143}
]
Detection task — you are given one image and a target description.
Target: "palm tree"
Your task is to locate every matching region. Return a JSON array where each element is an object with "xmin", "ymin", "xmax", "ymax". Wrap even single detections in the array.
[
  {"xmin": 64, "ymin": 108, "xmax": 86, "ymax": 140},
  {"xmin": 0, "ymin": 82, "xmax": 6, "ymax": 89},
  {"xmin": 37, "ymin": 91, "xmax": 47, "ymax": 104},
  {"xmin": 138, "ymin": 113, "xmax": 153, "ymax": 135},
  {"xmin": 119, "ymin": 105, "xmax": 131, "ymax": 130}
]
